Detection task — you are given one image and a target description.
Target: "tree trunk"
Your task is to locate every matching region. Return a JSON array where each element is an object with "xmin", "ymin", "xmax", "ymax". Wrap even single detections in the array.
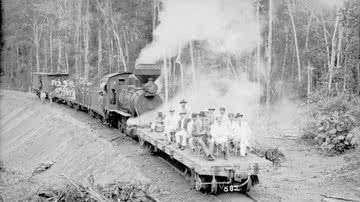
[
  {"xmin": 321, "ymin": 13, "xmax": 331, "ymax": 70},
  {"xmin": 256, "ymin": 0, "xmax": 261, "ymax": 84},
  {"xmin": 108, "ymin": 30, "xmax": 113, "ymax": 73},
  {"xmin": 343, "ymin": 20, "xmax": 349, "ymax": 92},
  {"xmin": 328, "ymin": 10, "xmax": 340, "ymax": 91},
  {"xmin": 266, "ymin": 0, "xmax": 273, "ymax": 111},
  {"xmin": 50, "ymin": 27, "xmax": 53, "ymax": 72},
  {"xmin": 57, "ymin": 42, "xmax": 62, "ymax": 73},
  {"xmin": 305, "ymin": 12, "xmax": 313, "ymax": 100},
  {"xmin": 113, "ymin": 30, "xmax": 127, "ymax": 72},
  {"xmin": 176, "ymin": 46, "xmax": 184, "ymax": 94},
  {"xmin": 336, "ymin": 24, "xmax": 343, "ymax": 92},
  {"xmin": 153, "ymin": 0, "xmax": 157, "ymax": 31},
  {"xmin": 84, "ymin": 0, "xmax": 90, "ymax": 80},
  {"xmin": 98, "ymin": 27, "xmax": 102, "ymax": 81},
  {"xmin": 65, "ymin": 46, "xmax": 69, "ymax": 74},
  {"xmin": 287, "ymin": 0, "xmax": 301, "ymax": 82},
  {"xmin": 163, "ymin": 57, "xmax": 169, "ymax": 103},
  {"xmin": 44, "ymin": 40, "xmax": 48, "ymax": 72},
  {"xmin": 189, "ymin": 41, "xmax": 196, "ymax": 85},
  {"xmin": 280, "ymin": 29, "xmax": 289, "ymax": 98}
]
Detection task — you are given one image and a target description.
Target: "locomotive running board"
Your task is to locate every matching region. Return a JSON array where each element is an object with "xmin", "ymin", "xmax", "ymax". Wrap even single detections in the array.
[{"xmin": 108, "ymin": 109, "xmax": 131, "ymax": 117}]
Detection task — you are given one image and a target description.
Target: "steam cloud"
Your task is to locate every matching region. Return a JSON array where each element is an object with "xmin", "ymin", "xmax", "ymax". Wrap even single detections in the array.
[{"xmin": 137, "ymin": 0, "xmax": 260, "ymax": 64}]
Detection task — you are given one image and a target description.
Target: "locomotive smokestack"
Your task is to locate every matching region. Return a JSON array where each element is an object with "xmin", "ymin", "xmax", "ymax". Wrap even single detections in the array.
[{"xmin": 134, "ymin": 64, "xmax": 161, "ymax": 83}]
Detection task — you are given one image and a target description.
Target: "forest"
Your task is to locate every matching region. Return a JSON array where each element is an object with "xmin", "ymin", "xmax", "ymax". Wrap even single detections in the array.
[{"xmin": 1, "ymin": 0, "xmax": 359, "ymax": 103}]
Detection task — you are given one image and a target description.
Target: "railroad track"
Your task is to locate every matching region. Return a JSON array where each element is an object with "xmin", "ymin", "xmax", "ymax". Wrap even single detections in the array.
[{"xmin": 214, "ymin": 193, "xmax": 260, "ymax": 202}]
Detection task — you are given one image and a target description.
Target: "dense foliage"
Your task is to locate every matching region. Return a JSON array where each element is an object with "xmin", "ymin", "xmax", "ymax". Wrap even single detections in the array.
[{"xmin": 303, "ymin": 94, "xmax": 360, "ymax": 154}]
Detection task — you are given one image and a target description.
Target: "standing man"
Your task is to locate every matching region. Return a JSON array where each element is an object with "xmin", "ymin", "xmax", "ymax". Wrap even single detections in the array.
[
  {"xmin": 239, "ymin": 114, "xmax": 251, "ymax": 156},
  {"xmin": 179, "ymin": 99, "xmax": 191, "ymax": 118},
  {"xmin": 218, "ymin": 107, "xmax": 229, "ymax": 124},
  {"xmin": 164, "ymin": 109, "xmax": 178, "ymax": 144},
  {"xmin": 208, "ymin": 108, "xmax": 216, "ymax": 125},
  {"xmin": 175, "ymin": 112, "xmax": 188, "ymax": 150}
]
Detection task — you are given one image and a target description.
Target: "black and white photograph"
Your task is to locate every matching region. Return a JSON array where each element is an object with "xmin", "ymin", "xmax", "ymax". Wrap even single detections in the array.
[{"xmin": 1, "ymin": 0, "xmax": 360, "ymax": 201}]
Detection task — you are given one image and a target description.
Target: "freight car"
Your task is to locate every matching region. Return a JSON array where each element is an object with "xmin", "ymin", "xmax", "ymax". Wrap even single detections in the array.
[{"xmin": 31, "ymin": 72, "xmax": 69, "ymax": 98}]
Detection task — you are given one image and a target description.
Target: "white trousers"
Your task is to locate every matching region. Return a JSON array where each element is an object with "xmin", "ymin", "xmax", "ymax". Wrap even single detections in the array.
[{"xmin": 175, "ymin": 130, "xmax": 187, "ymax": 147}]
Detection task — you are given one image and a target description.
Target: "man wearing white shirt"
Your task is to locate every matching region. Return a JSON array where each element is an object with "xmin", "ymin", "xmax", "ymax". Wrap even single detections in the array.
[
  {"xmin": 175, "ymin": 112, "xmax": 189, "ymax": 150},
  {"xmin": 164, "ymin": 109, "xmax": 178, "ymax": 144},
  {"xmin": 187, "ymin": 113, "xmax": 214, "ymax": 161},
  {"xmin": 179, "ymin": 99, "xmax": 191, "ymax": 118},
  {"xmin": 236, "ymin": 113, "xmax": 251, "ymax": 156},
  {"xmin": 210, "ymin": 116, "xmax": 230, "ymax": 160},
  {"xmin": 218, "ymin": 107, "xmax": 229, "ymax": 124}
]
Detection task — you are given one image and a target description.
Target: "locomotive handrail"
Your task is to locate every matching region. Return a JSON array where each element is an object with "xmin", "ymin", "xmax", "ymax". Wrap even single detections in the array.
[{"xmin": 108, "ymin": 109, "xmax": 131, "ymax": 117}]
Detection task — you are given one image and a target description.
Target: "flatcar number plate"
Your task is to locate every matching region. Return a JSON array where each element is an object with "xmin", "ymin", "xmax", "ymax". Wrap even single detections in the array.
[{"xmin": 223, "ymin": 185, "xmax": 241, "ymax": 192}]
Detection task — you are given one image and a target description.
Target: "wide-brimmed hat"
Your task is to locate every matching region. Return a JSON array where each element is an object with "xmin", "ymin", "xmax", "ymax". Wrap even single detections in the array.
[
  {"xmin": 179, "ymin": 111, "xmax": 186, "ymax": 115},
  {"xmin": 235, "ymin": 113, "xmax": 243, "ymax": 118},
  {"xmin": 191, "ymin": 113, "xmax": 198, "ymax": 118},
  {"xmin": 169, "ymin": 109, "xmax": 175, "ymax": 112},
  {"xmin": 179, "ymin": 99, "xmax": 188, "ymax": 104},
  {"xmin": 208, "ymin": 108, "xmax": 215, "ymax": 111},
  {"xmin": 219, "ymin": 107, "xmax": 226, "ymax": 111}
]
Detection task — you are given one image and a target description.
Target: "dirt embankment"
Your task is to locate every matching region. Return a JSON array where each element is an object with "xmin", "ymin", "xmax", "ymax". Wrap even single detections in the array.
[
  {"xmin": 0, "ymin": 90, "xmax": 220, "ymax": 202},
  {"xmin": 0, "ymin": 90, "xmax": 149, "ymax": 199}
]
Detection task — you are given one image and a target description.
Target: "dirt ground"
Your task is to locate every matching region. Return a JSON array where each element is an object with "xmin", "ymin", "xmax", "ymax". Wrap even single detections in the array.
[{"xmin": 0, "ymin": 90, "xmax": 359, "ymax": 202}]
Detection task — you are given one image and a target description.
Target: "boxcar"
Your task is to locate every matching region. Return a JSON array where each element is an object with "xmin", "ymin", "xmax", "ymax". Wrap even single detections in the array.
[{"xmin": 31, "ymin": 72, "xmax": 69, "ymax": 97}]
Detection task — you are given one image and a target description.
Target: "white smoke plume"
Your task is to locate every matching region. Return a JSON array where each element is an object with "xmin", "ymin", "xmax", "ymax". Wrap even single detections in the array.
[
  {"xmin": 128, "ymin": 69, "xmax": 261, "ymax": 127},
  {"xmin": 137, "ymin": 0, "xmax": 260, "ymax": 64},
  {"xmin": 318, "ymin": 0, "xmax": 344, "ymax": 8}
]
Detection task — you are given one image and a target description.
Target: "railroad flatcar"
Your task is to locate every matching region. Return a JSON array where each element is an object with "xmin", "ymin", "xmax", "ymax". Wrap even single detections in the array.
[{"xmin": 137, "ymin": 129, "xmax": 271, "ymax": 194}]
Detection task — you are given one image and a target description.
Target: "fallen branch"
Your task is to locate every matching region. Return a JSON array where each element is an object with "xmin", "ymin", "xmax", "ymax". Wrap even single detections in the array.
[
  {"xmin": 321, "ymin": 194, "xmax": 360, "ymax": 202},
  {"xmin": 60, "ymin": 175, "xmax": 111, "ymax": 202}
]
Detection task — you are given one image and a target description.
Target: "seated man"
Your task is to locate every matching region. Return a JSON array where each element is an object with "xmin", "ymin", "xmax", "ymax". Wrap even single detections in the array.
[
  {"xmin": 151, "ymin": 112, "xmax": 165, "ymax": 133},
  {"xmin": 164, "ymin": 109, "xmax": 178, "ymax": 144},
  {"xmin": 226, "ymin": 113, "xmax": 237, "ymax": 152},
  {"xmin": 188, "ymin": 113, "xmax": 214, "ymax": 161},
  {"xmin": 175, "ymin": 112, "xmax": 188, "ymax": 150},
  {"xmin": 210, "ymin": 116, "xmax": 230, "ymax": 160}
]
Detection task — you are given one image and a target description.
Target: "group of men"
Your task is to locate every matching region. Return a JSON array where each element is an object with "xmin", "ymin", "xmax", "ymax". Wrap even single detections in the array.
[{"xmin": 150, "ymin": 99, "xmax": 252, "ymax": 161}]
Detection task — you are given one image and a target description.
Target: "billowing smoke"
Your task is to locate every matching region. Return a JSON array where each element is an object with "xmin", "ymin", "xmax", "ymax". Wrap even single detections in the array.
[
  {"xmin": 318, "ymin": 0, "xmax": 344, "ymax": 8},
  {"xmin": 137, "ymin": 0, "xmax": 260, "ymax": 64},
  {"xmin": 128, "ymin": 68, "xmax": 261, "ymax": 127}
]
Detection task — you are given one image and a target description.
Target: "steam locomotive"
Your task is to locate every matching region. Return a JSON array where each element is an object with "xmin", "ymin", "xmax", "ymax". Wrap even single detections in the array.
[
  {"xmin": 31, "ymin": 64, "xmax": 163, "ymax": 132},
  {"xmin": 31, "ymin": 63, "xmax": 271, "ymax": 195}
]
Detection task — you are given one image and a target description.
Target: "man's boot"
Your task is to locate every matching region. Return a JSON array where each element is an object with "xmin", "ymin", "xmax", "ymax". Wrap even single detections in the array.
[{"xmin": 223, "ymin": 151, "xmax": 228, "ymax": 160}]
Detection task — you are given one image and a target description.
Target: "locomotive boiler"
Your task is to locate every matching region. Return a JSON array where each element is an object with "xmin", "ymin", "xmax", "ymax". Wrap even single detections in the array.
[{"xmin": 98, "ymin": 64, "xmax": 163, "ymax": 131}]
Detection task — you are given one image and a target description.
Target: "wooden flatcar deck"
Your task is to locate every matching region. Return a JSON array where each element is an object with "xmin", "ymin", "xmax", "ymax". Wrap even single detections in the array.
[{"xmin": 138, "ymin": 129, "xmax": 272, "ymax": 177}]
